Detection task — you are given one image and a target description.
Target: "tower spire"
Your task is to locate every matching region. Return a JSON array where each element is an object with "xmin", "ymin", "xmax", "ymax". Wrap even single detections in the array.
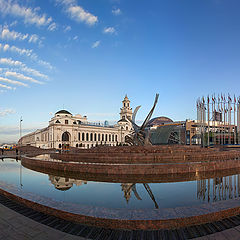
[{"xmin": 120, "ymin": 95, "xmax": 132, "ymax": 120}]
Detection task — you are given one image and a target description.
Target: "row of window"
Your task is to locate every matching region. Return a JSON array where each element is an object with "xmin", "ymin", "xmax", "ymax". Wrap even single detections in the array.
[
  {"xmin": 58, "ymin": 143, "xmax": 116, "ymax": 149},
  {"xmin": 78, "ymin": 132, "xmax": 118, "ymax": 142}
]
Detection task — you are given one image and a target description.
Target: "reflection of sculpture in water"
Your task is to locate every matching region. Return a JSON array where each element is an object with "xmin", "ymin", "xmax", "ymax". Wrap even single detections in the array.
[
  {"xmin": 49, "ymin": 175, "xmax": 87, "ymax": 191},
  {"xmin": 121, "ymin": 183, "xmax": 159, "ymax": 209},
  {"xmin": 197, "ymin": 174, "xmax": 240, "ymax": 202},
  {"xmin": 125, "ymin": 94, "xmax": 159, "ymax": 146}
]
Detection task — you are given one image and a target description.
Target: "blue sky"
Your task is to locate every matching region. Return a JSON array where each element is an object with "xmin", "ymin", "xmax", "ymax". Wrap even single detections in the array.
[{"xmin": 0, "ymin": 0, "xmax": 240, "ymax": 143}]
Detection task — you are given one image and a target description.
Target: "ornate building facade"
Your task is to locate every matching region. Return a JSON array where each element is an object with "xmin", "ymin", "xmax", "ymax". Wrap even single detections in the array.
[{"xmin": 19, "ymin": 95, "xmax": 133, "ymax": 149}]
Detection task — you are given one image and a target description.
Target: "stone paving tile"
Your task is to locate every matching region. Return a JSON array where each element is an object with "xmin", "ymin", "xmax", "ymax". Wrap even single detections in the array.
[
  {"xmin": 194, "ymin": 236, "xmax": 210, "ymax": 240},
  {"xmin": 233, "ymin": 225, "xmax": 240, "ymax": 232},
  {"xmin": 221, "ymin": 228, "xmax": 240, "ymax": 240},
  {"xmin": 0, "ymin": 227, "xmax": 32, "ymax": 240},
  {"xmin": 207, "ymin": 232, "xmax": 229, "ymax": 240},
  {"xmin": 61, "ymin": 235, "xmax": 91, "ymax": 240}
]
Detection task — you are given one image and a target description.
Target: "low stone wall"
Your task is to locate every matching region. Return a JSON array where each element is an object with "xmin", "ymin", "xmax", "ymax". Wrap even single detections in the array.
[
  {"xmin": 22, "ymin": 155, "xmax": 240, "ymax": 175},
  {"xmin": 21, "ymin": 159, "xmax": 240, "ymax": 183},
  {"xmin": 50, "ymin": 145, "xmax": 240, "ymax": 164}
]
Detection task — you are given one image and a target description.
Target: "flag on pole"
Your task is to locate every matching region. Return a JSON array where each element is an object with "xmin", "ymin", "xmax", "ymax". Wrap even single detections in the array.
[{"xmin": 228, "ymin": 94, "xmax": 232, "ymax": 102}]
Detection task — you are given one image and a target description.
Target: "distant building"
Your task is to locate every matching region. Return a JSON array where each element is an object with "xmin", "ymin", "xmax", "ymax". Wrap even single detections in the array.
[
  {"xmin": 149, "ymin": 117, "xmax": 199, "ymax": 145},
  {"xmin": 19, "ymin": 95, "xmax": 133, "ymax": 149}
]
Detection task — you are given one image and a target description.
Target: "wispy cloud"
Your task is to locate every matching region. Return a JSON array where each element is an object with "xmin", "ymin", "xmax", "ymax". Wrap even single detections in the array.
[
  {"xmin": 0, "ymin": 108, "xmax": 15, "ymax": 117},
  {"xmin": 92, "ymin": 40, "xmax": 100, "ymax": 48},
  {"xmin": 0, "ymin": 0, "xmax": 56, "ymax": 29},
  {"xmin": 0, "ymin": 83, "xmax": 15, "ymax": 90},
  {"xmin": 112, "ymin": 8, "xmax": 121, "ymax": 16},
  {"xmin": 0, "ymin": 25, "xmax": 43, "ymax": 46},
  {"xmin": 63, "ymin": 25, "xmax": 71, "ymax": 32},
  {"xmin": 0, "ymin": 43, "xmax": 54, "ymax": 70},
  {"xmin": 56, "ymin": 0, "xmax": 98, "ymax": 26},
  {"xmin": 5, "ymin": 71, "xmax": 44, "ymax": 84},
  {"xmin": 48, "ymin": 22, "xmax": 57, "ymax": 31},
  {"xmin": 0, "ymin": 76, "xmax": 28, "ymax": 87},
  {"xmin": 103, "ymin": 27, "xmax": 116, "ymax": 34},
  {"xmin": 0, "ymin": 26, "xmax": 28, "ymax": 41},
  {"xmin": 0, "ymin": 58, "xmax": 48, "ymax": 79},
  {"xmin": 73, "ymin": 35, "xmax": 78, "ymax": 41}
]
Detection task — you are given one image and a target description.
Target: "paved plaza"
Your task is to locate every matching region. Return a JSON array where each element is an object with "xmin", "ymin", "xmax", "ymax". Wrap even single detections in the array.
[
  {"xmin": 2, "ymin": 202, "xmax": 240, "ymax": 240},
  {"xmin": 0, "ymin": 203, "xmax": 88, "ymax": 240}
]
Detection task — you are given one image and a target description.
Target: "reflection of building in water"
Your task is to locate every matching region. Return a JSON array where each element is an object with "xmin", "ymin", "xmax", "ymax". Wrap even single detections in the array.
[
  {"xmin": 49, "ymin": 175, "xmax": 87, "ymax": 191},
  {"xmin": 197, "ymin": 174, "xmax": 240, "ymax": 202}
]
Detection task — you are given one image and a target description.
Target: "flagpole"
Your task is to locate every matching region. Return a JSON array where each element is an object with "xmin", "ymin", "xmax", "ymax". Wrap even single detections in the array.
[
  {"xmin": 207, "ymin": 95, "xmax": 210, "ymax": 146},
  {"xmin": 234, "ymin": 95, "xmax": 236, "ymax": 145},
  {"xmin": 237, "ymin": 97, "xmax": 240, "ymax": 144},
  {"xmin": 213, "ymin": 94, "xmax": 216, "ymax": 145},
  {"xmin": 228, "ymin": 94, "xmax": 232, "ymax": 144},
  {"xmin": 221, "ymin": 94, "xmax": 223, "ymax": 145},
  {"xmin": 223, "ymin": 95, "xmax": 226, "ymax": 145}
]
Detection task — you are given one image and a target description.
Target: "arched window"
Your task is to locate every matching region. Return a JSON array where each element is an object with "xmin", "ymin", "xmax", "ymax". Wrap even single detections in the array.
[
  {"xmin": 112, "ymin": 134, "xmax": 114, "ymax": 142},
  {"xmin": 90, "ymin": 133, "xmax": 93, "ymax": 141},
  {"xmin": 86, "ymin": 133, "xmax": 89, "ymax": 141},
  {"xmin": 102, "ymin": 134, "xmax": 104, "ymax": 141},
  {"xmin": 78, "ymin": 132, "xmax": 80, "ymax": 141},
  {"xmin": 98, "ymin": 133, "xmax": 100, "ymax": 141},
  {"xmin": 126, "ymin": 126, "xmax": 128, "ymax": 130},
  {"xmin": 109, "ymin": 134, "xmax": 111, "ymax": 142},
  {"xmin": 82, "ymin": 132, "xmax": 85, "ymax": 141},
  {"xmin": 105, "ymin": 134, "xmax": 108, "ymax": 142},
  {"xmin": 94, "ymin": 133, "xmax": 97, "ymax": 141},
  {"xmin": 62, "ymin": 132, "xmax": 70, "ymax": 141},
  {"xmin": 59, "ymin": 144, "xmax": 62, "ymax": 149},
  {"xmin": 115, "ymin": 135, "xmax": 118, "ymax": 142},
  {"xmin": 76, "ymin": 144, "xmax": 78, "ymax": 147}
]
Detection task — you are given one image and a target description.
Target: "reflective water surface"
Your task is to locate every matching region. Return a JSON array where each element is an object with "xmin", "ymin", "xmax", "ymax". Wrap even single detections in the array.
[{"xmin": 1, "ymin": 158, "xmax": 240, "ymax": 209}]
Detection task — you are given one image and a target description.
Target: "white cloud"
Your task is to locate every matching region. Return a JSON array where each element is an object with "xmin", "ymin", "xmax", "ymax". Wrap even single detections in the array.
[
  {"xmin": 63, "ymin": 25, "xmax": 71, "ymax": 32},
  {"xmin": 9, "ymin": 20, "xmax": 17, "ymax": 27},
  {"xmin": 3, "ymin": 43, "xmax": 10, "ymax": 51},
  {"xmin": 92, "ymin": 40, "xmax": 100, "ymax": 48},
  {"xmin": 0, "ymin": 108, "xmax": 15, "ymax": 117},
  {"xmin": 28, "ymin": 34, "xmax": 39, "ymax": 43},
  {"xmin": 0, "ymin": 76, "xmax": 28, "ymax": 87},
  {"xmin": 0, "ymin": 25, "xmax": 43, "ymax": 45},
  {"xmin": 0, "ymin": 57, "xmax": 23, "ymax": 67},
  {"xmin": 0, "ymin": 0, "xmax": 56, "ymax": 29},
  {"xmin": 56, "ymin": 0, "xmax": 98, "ymax": 26},
  {"xmin": 103, "ymin": 27, "xmax": 116, "ymax": 34},
  {"xmin": 0, "ymin": 43, "xmax": 54, "ymax": 70},
  {"xmin": 0, "ymin": 58, "xmax": 48, "ymax": 79},
  {"xmin": 73, "ymin": 35, "xmax": 78, "ymax": 41},
  {"xmin": 112, "ymin": 8, "xmax": 121, "ymax": 16},
  {"xmin": 0, "ymin": 83, "xmax": 14, "ymax": 90},
  {"xmin": 0, "ymin": 26, "xmax": 28, "ymax": 41},
  {"xmin": 48, "ymin": 22, "xmax": 57, "ymax": 31},
  {"xmin": 5, "ymin": 71, "xmax": 44, "ymax": 84}
]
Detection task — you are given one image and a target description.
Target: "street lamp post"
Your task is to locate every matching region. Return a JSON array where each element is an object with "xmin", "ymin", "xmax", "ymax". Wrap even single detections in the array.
[
  {"xmin": 19, "ymin": 117, "xmax": 23, "ymax": 155},
  {"xmin": 19, "ymin": 116, "xmax": 23, "ymax": 189}
]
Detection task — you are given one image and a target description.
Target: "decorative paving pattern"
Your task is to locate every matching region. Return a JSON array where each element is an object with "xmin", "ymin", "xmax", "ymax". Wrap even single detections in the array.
[{"xmin": 2, "ymin": 192, "xmax": 240, "ymax": 239}]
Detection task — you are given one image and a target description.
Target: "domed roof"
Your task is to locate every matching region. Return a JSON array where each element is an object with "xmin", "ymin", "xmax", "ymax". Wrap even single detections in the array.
[
  {"xmin": 148, "ymin": 116, "xmax": 173, "ymax": 126},
  {"xmin": 55, "ymin": 186, "xmax": 72, "ymax": 191},
  {"xmin": 55, "ymin": 110, "xmax": 72, "ymax": 115}
]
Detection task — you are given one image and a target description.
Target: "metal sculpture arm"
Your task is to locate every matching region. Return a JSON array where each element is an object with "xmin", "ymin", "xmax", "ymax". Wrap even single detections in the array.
[
  {"xmin": 124, "ymin": 93, "xmax": 159, "ymax": 146},
  {"xmin": 140, "ymin": 93, "xmax": 159, "ymax": 130}
]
